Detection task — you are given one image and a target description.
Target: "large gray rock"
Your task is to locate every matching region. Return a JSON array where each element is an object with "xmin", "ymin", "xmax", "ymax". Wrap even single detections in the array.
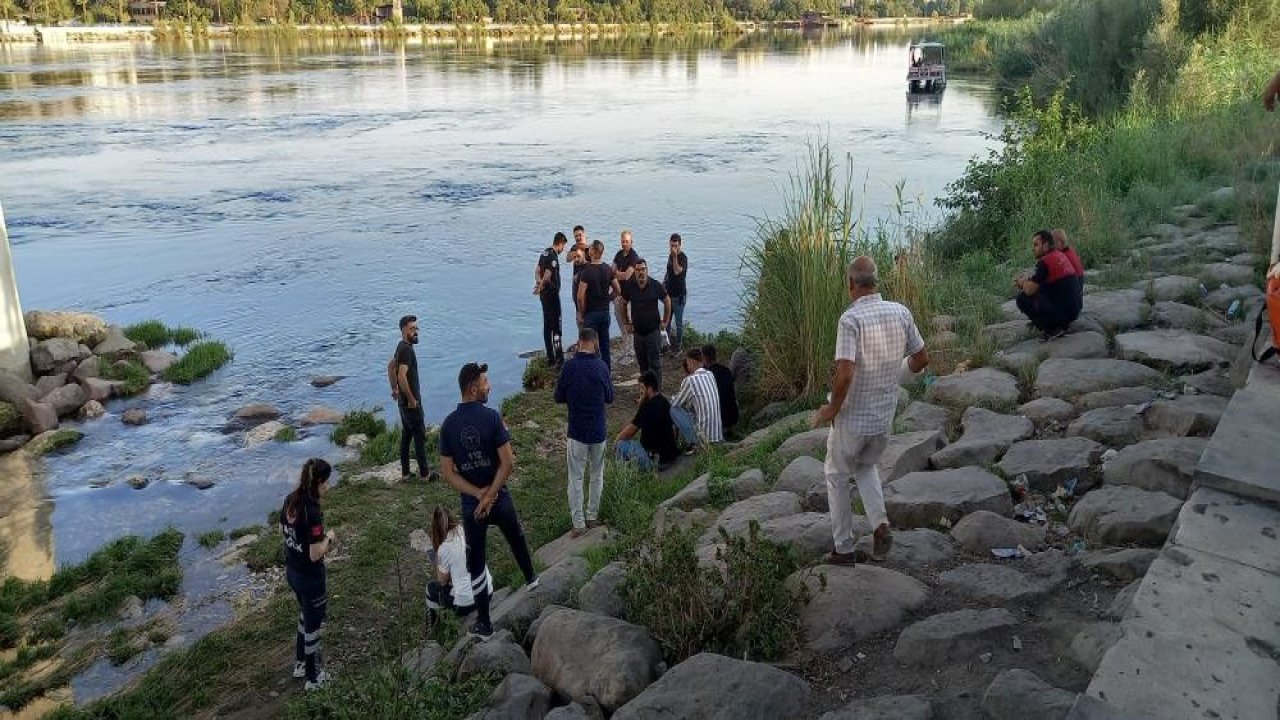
[
  {"xmin": 530, "ymin": 608, "xmax": 663, "ymax": 712},
  {"xmin": 662, "ymin": 473, "xmax": 711, "ymax": 511},
  {"xmin": 1101, "ymin": 437, "xmax": 1207, "ymax": 499},
  {"xmin": 450, "ymin": 630, "xmax": 531, "ymax": 681},
  {"xmin": 24, "ymin": 310, "xmax": 109, "ymax": 345},
  {"xmin": 1075, "ymin": 386, "xmax": 1158, "ymax": 411},
  {"xmin": 0, "ymin": 370, "xmax": 40, "ymax": 406},
  {"xmin": 993, "ymin": 331, "xmax": 1109, "ymax": 373},
  {"xmin": 93, "ymin": 326, "xmax": 139, "ymax": 357},
  {"xmin": 31, "ymin": 338, "xmax": 81, "ymax": 375},
  {"xmin": 985, "ymin": 319, "xmax": 1036, "ymax": 348},
  {"xmin": 1151, "ymin": 301, "xmax": 1226, "ymax": 333},
  {"xmin": 1067, "ymin": 486, "xmax": 1183, "ymax": 546},
  {"xmin": 1144, "ymin": 395, "xmax": 1227, "ymax": 437},
  {"xmin": 651, "ymin": 506, "xmax": 711, "ymax": 535},
  {"xmin": 997, "ymin": 437, "xmax": 1104, "ymax": 492},
  {"xmin": 1081, "ymin": 549, "xmax": 1158, "ymax": 582},
  {"xmin": 896, "ymin": 401, "xmax": 950, "ymax": 433},
  {"xmin": 879, "ymin": 429, "xmax": 945, "ymax": 482},
  {"xmin": 139, "ymin": 350, "xmax": 178, "ymax": 374},
  {"xmin": 1070, "ymin": 623, "xmax": 1123, "ymax": 673},
  {"xmin": 544, "ymin": 704, "xmax": 596, "ymax": 720},
  {"xmin": 1196, "ymin": 262, "xmax": 1254, "ymax": 286},
  {"xmin": 80, "ymin": 377, "xmax": 120, "ymax": 402},
  {"xmin": 1066, "ymin": 406, "xmax": 1146, "ymax": 447},
  {"xmin": 773, "ymin": 428, "xmax": 829, "ymax": 462},
  {"xmin": 234, "ymin": 403, "xmax": 281, "ymax": 421},
  {"xmin": 733, "ymin": 411, "xmax": 813, "ymax": 453},
  {"xmin": 818, "ymin": 694, "xmax": 934, "ymax": 720},
  {"xmin": 950, "ymin": 510, "xmax": 1045, "ymax": 553},
  {"xmin": 1204, "ymin": 283, "xmax": 1261, "ymax": 312},
  {"xmin": 1104, "ymin": 580, "xmax": 1141, "ymax": 621},
  {"xmin": 981, "ymin": 668, "xmax": 1076, "ymax": 720},
  {"xmin": 21, "ymin": 400, "xmax": 58, "ymax": 435},
  {"xmin": 493, "ymin": 556, "xmax": 591, "ymax": 640},
  {"xmin": 892, "ymin": 609, "xmax": 1018, "ymax": 667},
  {"xmin": 243, "ymin": 420, "xmax": 287, "ymax": 447},
  {"xmin": 1081, "ymin": 289, "xmax": 1148, "ymax": 331},
  {"xmin": 577, "ymin": 562, "xmax": 626, "ymax": 619},
  {"xmin": 1034, "ymin": 359, "xmax": 1161, "ymax": 400},
  {"xmin": 41, "ymin": 383, "xmax": 87, "ymax": 418},
  {"xmin": 1179, "ymin": 369, "xmax": 1234, "ymax": 397},
  {"xmin": 1133, "ymin": 275, "xmax": 1199, "ymax": 302},
  {"xmin": 400, "ymin": 641, "xmax": 443, "ymax": 676},
  {"xmin": 757, "ymin": 513, "xmax": 833, "ymax": 563},
  {"xmin": 612, "ymin": 652, "xmax": 809, "ymax": 720},
  {"xmin": 938, "ymin": 563, "xmax": 1061, "ymax": 603},
  {"xmin": 534, "ymin": 526, "xmax": 610, "ymax": 569},
  {"xmin": 1018, "ymin": 397, "xmax": 1076, "ymax": 424},
  {"xmin": 886, "ymin": 468, "xmax": 1013, "ymax": 528},
  {"xmin": 776, "ymin": 456, "xmax": 824, "ymax": 498},
  {"xmin": 1114, "ymin": 329, "xmax": 1235, "ymax": 371},
  {"xmin": 853, "ymin": 528, "xmax": 957, "ymax": 565},
  {"xmin": 925, "ymin": 367, "xmax": 1019, "ymax": 409},
  {"xmin": 471, "ymin": 674, "xmax": 552, "ymax": 720},
  {"xmin": 71, "ymin": 357, "xmax": 99, "ymax": 383},
  {"xmin": 790, "ymin": 565, "xmax": 929, "ymax": 653},
  {"xmin": 699, "ymin": 492, "xmax": 801, "ymax": 545},
  {"xmin": 34, "ymin": 374, "xmax": 65, "ymax": 396},
  {"xmin": 930, "ymin": 408, "xmax": 1032, "ymax": 469}
]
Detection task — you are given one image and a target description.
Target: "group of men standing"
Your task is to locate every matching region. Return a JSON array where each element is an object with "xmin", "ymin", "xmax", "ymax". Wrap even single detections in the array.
[{"xmin": 1014, "ymin": 228, "xmax": 1085, "ymax": 340}]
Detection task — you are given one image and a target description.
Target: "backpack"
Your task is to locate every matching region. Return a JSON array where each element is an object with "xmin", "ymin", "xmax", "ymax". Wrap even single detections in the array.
[{"xmin": 1252, "ymin": 275, "xmax": 1280, "ymax": 364}]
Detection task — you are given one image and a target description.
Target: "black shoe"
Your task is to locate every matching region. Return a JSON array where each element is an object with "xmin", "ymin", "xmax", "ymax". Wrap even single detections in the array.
[
  {"xmin": 468, "ymin": 620, "xmax": 494, "ymax": 641},
  {"xmin": 421, "ymin": 469, "xmax": 441, "ymax": 483}
]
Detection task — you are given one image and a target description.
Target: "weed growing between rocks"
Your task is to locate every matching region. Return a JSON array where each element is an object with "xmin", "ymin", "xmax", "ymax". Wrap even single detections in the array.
[
  {"xmin": 522, "ymin": 355, "xmax": 556, "ymax": 391},
  {"xmin": 623, "ymin": 522, "xmax": 809, "ymax": 664},
  {"xmin": 274, "ymin": 426, "xmax": 300, "ymax": 442},
  {"xmin": 330, "ymin": 409, "xmax": 386, "ymax": 446},
  {"xmin": 197, "ymin": 530, "xmax": 226, "ymax": 549},
  {"xmin": 160, "ymin": 341, "xmax": 232, "ymax": 384},
  {"xmin": 99, "ymin": 358, "xmax": 151, "ymax": 396},
  {"xmin": 286, "ymin": 666, "xmax": 495, "ymax": 720}
]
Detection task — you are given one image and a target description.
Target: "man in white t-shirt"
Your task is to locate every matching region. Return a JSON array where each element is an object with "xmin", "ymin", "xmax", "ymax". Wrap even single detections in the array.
[{"xmin": 813, "ymin": 256, "xmax": 929, "ymax": 566}]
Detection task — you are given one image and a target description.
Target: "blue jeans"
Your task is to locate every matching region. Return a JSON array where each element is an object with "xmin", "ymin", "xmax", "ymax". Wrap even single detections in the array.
[
  {"xmin": 670, "ymin": 296, "xmax": 686, "ymax": 349},
  {"xmin": 583, "ymin": 309, "xmax": 612, "ymax": 369},
  {"xmin": 615, "ymin": 439, "xmax": 653, "ymax": 470},
  {"xmin": 670, "ymin": 406, "xmax": 699, "ymax": 446}
]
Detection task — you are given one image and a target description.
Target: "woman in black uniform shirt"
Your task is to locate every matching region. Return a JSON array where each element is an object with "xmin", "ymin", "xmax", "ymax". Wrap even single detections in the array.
[{"xmin": 281, "ymin": 458, "xmax": 335, "ymax": 690}]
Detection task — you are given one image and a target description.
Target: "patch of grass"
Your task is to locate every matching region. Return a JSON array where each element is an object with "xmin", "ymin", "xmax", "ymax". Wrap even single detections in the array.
[
  {"xmin": 285, "ymin": 666, "xmax": 494, "ymax": 720},
  {"xmin": 522, "ymin": 355, "xmax": 557, "ymax": 391},
  {"xmin": 161, "ymin": 341, "xmax": 232, "ymax": 384},
  {"xmin": 0, "ymin": 611, "xmax": 18, "ymax": 649},
  {"xmin": 146, "ymin": 627, "xmax": 171, "ymax": 645},
  {"xmin": 106, "ymin": 627, "xmax": 141, "ymax": 666},
  {"xmin": 169, "ymin": 326, "xmax": 201, "ymax": 346},
  {"xmin": 228, "ymin": 526, "xmax": 260, "ymax": 540},
  {"xmin": 26, "ymin": 429, "xmax": 84, "ymax": 456},
  {"xmin": 329, "ymin": 409, "xmax": 387, "ymax": 447},
  {"xmin": 243, "ymin": 531, "xmax": 284, "ymax": 572},
  {"xmin": 123, "ymin": 321, "xmax": 204, "ymax": 349},
  {"xmin": 0, "ymin": 400, "xmax": 21, "ymax": 435},
  {"xmin": 0, "ymin": 642, "xmax": 58, "ymax": 683},
  {"xmin": 197, "ymin": 530, "xmax": 226, "ymax": 549},
  {"xmin": 99, "ymin": 357, "xmax": 151, "ymax": 397},
  {"xmin": 28, "ymin": 617, "xmax": 66, "ymax": 644},
  {"xmin": 274, "ymin": 426, "xmax": 299, "ymax": 443}
]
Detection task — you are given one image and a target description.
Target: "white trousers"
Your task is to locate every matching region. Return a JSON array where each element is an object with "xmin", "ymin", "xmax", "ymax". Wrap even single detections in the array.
[
  {"xmin": 824, "ymin": 430, "xmax": 889, "ymax": 554},
  {"xmin": 567, "ymin": 439, "xmax": 606, "ymax": 529}
]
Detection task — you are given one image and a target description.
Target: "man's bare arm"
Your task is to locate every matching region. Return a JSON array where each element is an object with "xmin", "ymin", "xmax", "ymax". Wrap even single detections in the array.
[
  {"xmin": 440, "ymin": 456, "xmax": 485, "ymax": 500},
  {"xmin": 908, "ymin": 347, "xmax": 929, "ymax": 374},
  {"xmin": 397, "ymin": 365, "xmax": 417, "ymax": 407}
]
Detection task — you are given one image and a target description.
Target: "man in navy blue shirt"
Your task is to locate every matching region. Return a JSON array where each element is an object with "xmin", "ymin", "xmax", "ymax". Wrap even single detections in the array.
[
  {"xmin": 554, "ymin": 328, "xmax": 614, "ymax": 537},
  {"xmin": 439, "ymin": 362, "xmax": 539, "ymax": 640}
]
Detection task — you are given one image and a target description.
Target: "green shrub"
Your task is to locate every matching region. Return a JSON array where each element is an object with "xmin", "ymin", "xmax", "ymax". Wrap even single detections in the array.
[
  {"xmin": 624, "ymin": 523, "xmax": 808, "ymax": 664},
  {"xmin": 285, "ymin": 664, "xmax": 494, "ymax": 720},
  {"xmin": 161, "ymin": 341, "xmax": 232, "ymax": 384},
  {"xmin": 123, "ymin": 321, "xmax": 170, "ymax": 350},
  {"xmin": 197, "ymin": 530, "xmax": 225, "ymax": 549},
  {"xmin": 522, "ymin": 356, "xmax": 557, "ymax": 391},
  {"xmin": 99, "ymin": 358, "xmax": 151, "ymax": 397},
  {"xmin": 274, "ymin": 426, "xmax": 299, "ymax": 443},
  {"xmin": 28, "ymin": 617, "xmax": 65, "ymax": 644},
  {"xmin": 169, "ymin": 326, "xmax": 201, "ymax": 346},
  {"xmin": 329, "ymin": 409, "xmax": 387, "ymax": 447}
]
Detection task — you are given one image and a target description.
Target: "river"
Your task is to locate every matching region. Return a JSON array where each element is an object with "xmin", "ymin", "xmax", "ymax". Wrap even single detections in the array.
[{"xmin": 0, "ymin": 28, "xmax": 999, "ymax": 703}]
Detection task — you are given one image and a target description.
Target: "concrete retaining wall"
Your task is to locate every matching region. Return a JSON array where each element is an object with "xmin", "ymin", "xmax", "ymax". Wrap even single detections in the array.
[{"xmin": 0, "ymin": 202, "xmax": 32, "ymax": 380}]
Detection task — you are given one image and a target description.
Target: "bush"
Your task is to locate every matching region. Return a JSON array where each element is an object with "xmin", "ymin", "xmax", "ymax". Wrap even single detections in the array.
[
  {"xmin": 286, "ymin": 664, "xmax": 494, "ymax": 720},
  {"xmin": 330, "ymin": 409, "xmax": 387, "ymax": 447},
  {"xmin": 99, "ymin": 358, "xmax": 151, "ymax": 397},
  {"xmin": 623, "ymin": 523, "xmax": 808, "ymax": 664},
  {"xmin": 161, "ymin": 341, "xmax": 232, "ymax": 384},
  {"xmin": 521, "ymin": 356, "xmax": 557, "ymax": 391}
]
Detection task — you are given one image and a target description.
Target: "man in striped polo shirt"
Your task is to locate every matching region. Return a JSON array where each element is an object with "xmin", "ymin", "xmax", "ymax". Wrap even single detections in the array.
[
  {"xmin": 671, "ymin": 347, "xmax": 723, "ymax": 446},
  {"xmin": 814, "ymin": 256, "xmax": 929, "ymax": 566}
]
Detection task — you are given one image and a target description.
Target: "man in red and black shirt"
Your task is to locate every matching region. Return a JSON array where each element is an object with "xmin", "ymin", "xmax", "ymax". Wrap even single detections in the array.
[{"xmin": 1015, "ymin": 229, "xmax": 1083, "ymax": 340}]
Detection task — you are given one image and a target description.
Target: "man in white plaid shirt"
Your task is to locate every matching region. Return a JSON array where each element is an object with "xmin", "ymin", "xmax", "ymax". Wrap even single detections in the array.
[{"xmin": 814, "ymin": 256, "xmax": 929, "ymax": 565}]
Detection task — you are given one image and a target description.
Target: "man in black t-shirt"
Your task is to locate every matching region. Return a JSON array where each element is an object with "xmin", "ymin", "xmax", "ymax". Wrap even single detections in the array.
[
  {"xmin": 386, "ymin": 315, "xmax": 435, "ymax": 482},
  {"xmin": 568, "ymin": 225, "xmax": 589, "ymax": 319},
  {"xmin": 615, "ymin": 371, "xmax": 680, "ymax": 471},
  {"xmin": 613, "ymin": 230, "xmax": 641, "ymax": 361},
  {"xmin": 534, "ymin": 232, "xmax": 568, "ymax": 366},
  {"xmin": 701, "ymin": 344, "xmax": 739, "ymax": 431},
  {"xmin": 664, "ymin": 233, "xmax": 689, "ymax": 354},
  {"xmin": 621, "ymin": 258, "xmax": 672, "ymax": 388},
  {"xmin": 576, "ymin": 241, "xmax": 623, "ymax": 369}
]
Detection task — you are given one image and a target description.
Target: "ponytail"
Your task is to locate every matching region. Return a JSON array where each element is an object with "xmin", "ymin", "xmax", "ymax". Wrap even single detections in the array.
[
  {"xmin": 285, "ymin": 458, "xmax": 332, "ymax": 522},
  {"xmin": 430, "ymin": 505, "xmax": 456, "ymax": 550}
]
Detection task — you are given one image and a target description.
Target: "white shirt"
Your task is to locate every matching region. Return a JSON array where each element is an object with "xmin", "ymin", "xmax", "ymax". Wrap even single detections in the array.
[
  {"xmin": 672, "ymin": 367, "xmax": 724, "ymax": 443},
  {"xmin": 834, "ymin": 293, "xmax": 925, "ymax": 436},
  {"xmin": 437, "ymin": 526, "xmax": 491, "ymax": 607}
]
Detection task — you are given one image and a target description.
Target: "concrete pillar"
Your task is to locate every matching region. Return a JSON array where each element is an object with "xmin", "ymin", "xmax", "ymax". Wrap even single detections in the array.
[{"xmin": 0, "ymin": 201, "xmax": 32, "ymax": 380}]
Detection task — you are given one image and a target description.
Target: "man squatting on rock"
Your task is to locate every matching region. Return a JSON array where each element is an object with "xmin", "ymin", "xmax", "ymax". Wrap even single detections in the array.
[{"xmin": 814, "ymin": 256, "xmax": 929, "ymax": 565}]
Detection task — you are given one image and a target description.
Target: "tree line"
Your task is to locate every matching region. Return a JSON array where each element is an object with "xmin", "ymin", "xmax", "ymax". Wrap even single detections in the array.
[{"xmin": 4, "ymin": 0, "xmax": 984, "ymax": 28}]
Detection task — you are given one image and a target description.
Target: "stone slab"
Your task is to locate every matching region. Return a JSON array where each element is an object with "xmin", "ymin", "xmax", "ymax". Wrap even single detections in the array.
[
  {"xmin": 1195, "ymin": 381, "xmax": 1280, "ymax": 503},
  {"xmin": 534, "ymin": 526, "xmax": 610, "ymax": 568},
  {"xmin": 1034, "ymin": 359, "xmax": 1160, "ymax": 400},
  {"xmin": 993, "ymin": 330, "xmax": 1109, "ymax": 373},
  {"xmin": 1171, "ymin": 486, "xmax": 1280, "ymax": 576}
]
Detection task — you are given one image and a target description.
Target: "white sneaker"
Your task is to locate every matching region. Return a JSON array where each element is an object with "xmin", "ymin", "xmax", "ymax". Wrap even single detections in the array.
[
  {"xmin": 527, "ymin": 576, "xmax": 541, "ymax": 591},
  {"xmin": 305, "ymin": 669, "xmax": 330, "ymax": 691},
  {"xmin": 292, "ymin": 661, "xmax": 306, "ymax": 679}
]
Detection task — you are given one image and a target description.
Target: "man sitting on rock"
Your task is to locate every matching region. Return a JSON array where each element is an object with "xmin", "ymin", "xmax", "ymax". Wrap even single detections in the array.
[
  {"xmin": 1015, "ymin": 229, "xmax": 1083, "ymax": 341},
  {"xmin": 814, "ymin": 256, "xmax": 928, "ymax": 565},
  {"xmin": 614, "ymin": 371, "xmax": 680, "ymax": 471}
]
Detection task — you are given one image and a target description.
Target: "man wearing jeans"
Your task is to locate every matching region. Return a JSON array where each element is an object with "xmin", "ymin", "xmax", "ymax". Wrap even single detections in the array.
[
  {"xmin": 555, "ymin": 328, "xmax": 614, "ymax": 537},
  {"xmin": 615, "ymin": 371, "xmax": 680, "ymax": 471},
  {"xmin": 671, "ymin": 347, "xmax": 723, "ymax": 447},
  {"xmin": 813, "ymin": 257, "xmax": 929, "ymax": 566},
  {"xmin": 621, "ymin": 258, "xmax": 671, "ymax": 388},
  {"xmin": 576, "ymin": 241, "xmax": 622, "ymax": 369},
  {"xmin": 439, "ymin": 362, "xmax": 540, "ymax": 640},
  {"xmin": 664, "ymin": 234, "xmax": 688, "ymax": 353}
]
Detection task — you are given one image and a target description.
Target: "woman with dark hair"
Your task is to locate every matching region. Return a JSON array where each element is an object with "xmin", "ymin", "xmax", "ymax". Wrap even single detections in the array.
[
  {"xmin": 426, "ymin": 505, "xmax": 491, "ymax": 627},
  {"xmin": 281, "ymin": 458, "xmax": 335, "ymax": 690}
]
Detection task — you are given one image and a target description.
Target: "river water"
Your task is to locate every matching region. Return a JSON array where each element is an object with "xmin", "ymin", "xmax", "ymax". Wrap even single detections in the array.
[{"xmin": 0, "ymin": 28, "xmax": 999, "ymax": 702}]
